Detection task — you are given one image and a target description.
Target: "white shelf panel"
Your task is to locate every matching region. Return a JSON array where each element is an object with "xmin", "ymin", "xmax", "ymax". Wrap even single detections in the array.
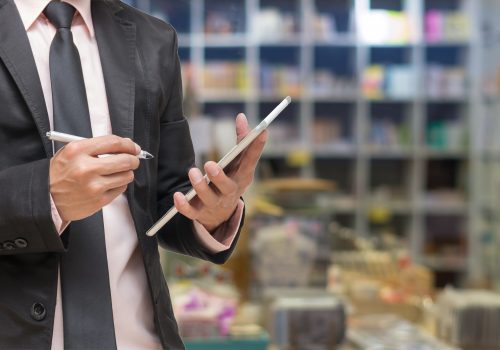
[
  {"xmin": 424, "ymin": 150, "xmax": 468, "ymax": 158},
  {"xmin": 365, "ymin": 97, "xmax": 415, "ymax": 103},
  {"xmin": 362, "ymin": 42, "xmax": 417, "ymax": 48},
  {"xmin": 367, "ymin": 148, "xmax": 414, "ymax": 158},
  {"xmin": 313, "ymin": 145, "xmax": 358, "ymax": 157},
  {"xmin": 203, "ymin": 34, "xmax": 248, "ymax": 47},
  {"xmin": 425, "ymin": 96, "xmax": 467, "ymax": 103},
  {"xmin": 421, "ymin": 203, "xmax": 468, "ymax": 215},
  {"xmin": 253, "ymin": 37, "xmax": 303, "ymax": 46},
  {"xmin": 423, "ymin": 41, "xmax": 471, "ymax": 47},
  {"xmin": 177, "ymin": 34, "xmax": 191, "ymax": 47},
  {"xmin": 313, "ymin": 35, "xmax": 357, "ymax": 46},
  {"xmin": 310, "ymin": 93, "xmax": 359, "ymax": 102},
  {"xmin": 366, "ymin": 201, "xmax": 413, "ymax": 214},
  {"xmin": 422, "ymin": 257, "xmax": 467, "ymax": 272},
  {"xmin": 262, "ymin": 144, "xmax": 306, "ymax": 157},
  {"xmin": 258, "ymin": 94, "xmax": 303, "ymax": 102},
  {"xmin": 198, "ymin": 91, "xmax": 250, "ymax": 102}
]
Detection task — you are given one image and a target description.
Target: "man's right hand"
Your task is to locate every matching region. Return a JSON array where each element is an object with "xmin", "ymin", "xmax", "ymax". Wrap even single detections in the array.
[{"xmin": 49, "ymin": 135, "xmax": 141, "ymax": 222}]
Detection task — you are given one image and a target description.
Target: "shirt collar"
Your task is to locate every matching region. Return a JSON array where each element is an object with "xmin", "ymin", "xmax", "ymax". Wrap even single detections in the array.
[{"xmin": 14, "ymin": 0, "xmax": 95, "ymax": 38}]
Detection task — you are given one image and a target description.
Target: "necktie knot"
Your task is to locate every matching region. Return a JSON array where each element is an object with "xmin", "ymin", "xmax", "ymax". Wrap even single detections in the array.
[{"xmin": 43, "ymin": 1, "xmax": 76, "ymax": 29}]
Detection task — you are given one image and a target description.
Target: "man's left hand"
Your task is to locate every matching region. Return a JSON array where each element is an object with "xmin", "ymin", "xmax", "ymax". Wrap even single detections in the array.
[{"xmin": 173, "ymin": 113, "xmax": 267, "ymax": 232}]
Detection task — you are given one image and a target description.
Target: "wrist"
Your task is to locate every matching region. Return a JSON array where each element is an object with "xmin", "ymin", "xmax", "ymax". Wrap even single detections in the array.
[{"xmin": 199, "ymin": 204, "xmax": 238, "ymax": 233}]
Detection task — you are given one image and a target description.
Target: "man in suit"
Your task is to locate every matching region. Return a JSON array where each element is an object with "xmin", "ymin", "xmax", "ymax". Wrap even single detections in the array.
[{"xmin": 0, "ymin": 0, "xmax": 266, "ymax": 349}]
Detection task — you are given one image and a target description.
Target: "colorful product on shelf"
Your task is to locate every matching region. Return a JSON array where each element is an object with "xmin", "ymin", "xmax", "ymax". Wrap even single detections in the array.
[
  {"xmin": 205, "ymin": 9, "xmax": 245, "ymax": 34},
  {"xmin": 426, "ymin": 119, "xmax": 466, "ymax": 151},
  {"xmin": 260, "ymin": 64, "xmax": 301, "ymax": 97},
  {"xmin": 252, "ymin": 8, "xmax": 299, "ymax": 42},
  {"xmin": 312, "ymin": 70, "xmax": 357, "ymax": 98},
  {"xmin": 202, "ymin": 61, "xmax": 247, "ymax": 94},
  {"xmin": 359, "ymin": 10, "xmax": 412, "ymax": 44},
  {"xmin": 426, "ymin": 65, "xmax": 466, "ymax": 99},
  {"xmin": 370, "ymin": 118, "xmax": 410, "ymax": 150},
  {"xmin": 312, "ymin": 117, "xmax": 344, "ymax": 146},
  {"xmin": 313, "ymin": 13, "xmax": 337, "ymax": 41},
  {"xmin": 425, "ymin": 11, "xmax": 471, "ymax": 43},
  {"xmin": 362, "ymin": 65, "xmax": 415, "ymax": 99}
]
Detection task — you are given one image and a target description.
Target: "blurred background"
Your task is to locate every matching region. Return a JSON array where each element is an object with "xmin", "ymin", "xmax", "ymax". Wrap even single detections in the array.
[{"xmin": 126, "ymin": 0, "xmax": 500, "ymax": 349}]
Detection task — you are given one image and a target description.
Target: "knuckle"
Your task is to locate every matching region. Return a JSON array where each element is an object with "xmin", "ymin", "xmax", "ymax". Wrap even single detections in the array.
[
  {"xmin": 108, "ymin": 135, "xmax": 122, "ymax": 148},
  {"xmin": 126, "ymin": 171, "xmax": 135, "ymax": 183},
  {"xmin": 109, "ymin": 134, "xmax": 121, "ymax": 143},
  {"xmin": 192, "ymin": 179, "xmax": 204, "ymax": 191},
  {"xmin": 123, "ymin": 138, "xmax": 136, "ymax": 153},
  {"xmin": 88, "ymin": 182, "xmax": 103, "ymax": 196},
  {"xmin": 179, "ymin": 199, "xmax": 189, "ymax": 209},
  {"xmin": 225, "ymin": 181, "xmax": 238, "ymax": 196},
  {"xmin": 73, "ymin": 163, "xmax": 89, "ymax": 178},
  {"xmin": 64, "ymin": 142, "xmax": 79, "ymax": 156},
  {"xmin": 129, "ymin": 156, "xmax": 140, "ymax": 170}
]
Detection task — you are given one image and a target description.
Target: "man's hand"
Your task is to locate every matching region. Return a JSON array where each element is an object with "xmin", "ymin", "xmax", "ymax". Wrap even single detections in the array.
[
  {"xmin": 49, "ymin": 135, "xmax": 141, "ymax": 222},
  {"xmin": 173, "ymin": 113, "xmax": 267, "ymax": 232}
]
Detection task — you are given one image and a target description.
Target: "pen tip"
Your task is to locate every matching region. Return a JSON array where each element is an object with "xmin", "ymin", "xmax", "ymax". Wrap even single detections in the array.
[
  {"xmin": 142, "ymin": 151, "xmax": 154, "ymax": 160},
  {"xmin": 285, "ymin": 96, "xmax": 292, "ymax": 103}
]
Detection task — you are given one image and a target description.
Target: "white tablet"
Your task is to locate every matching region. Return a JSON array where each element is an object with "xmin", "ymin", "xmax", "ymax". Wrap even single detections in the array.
[{"xmin": 146, "ymin": 96, "xmax": 292, "ymax": 237}]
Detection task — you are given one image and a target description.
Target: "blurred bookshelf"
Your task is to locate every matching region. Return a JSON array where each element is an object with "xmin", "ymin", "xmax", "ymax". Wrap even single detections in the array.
[{"xmin": 125, "ymin": 0, "xmax": 500, "ymax": 288}]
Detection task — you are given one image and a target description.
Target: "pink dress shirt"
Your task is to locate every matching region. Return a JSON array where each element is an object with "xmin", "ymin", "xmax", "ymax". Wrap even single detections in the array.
[{"xmin": 13, "ymin": 1, "xmax": 243, "ymax": 349}]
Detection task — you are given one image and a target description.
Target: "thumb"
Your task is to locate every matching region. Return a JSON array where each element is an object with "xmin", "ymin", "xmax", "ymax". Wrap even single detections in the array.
[{"xmin": 236, "ymin": 113, "xmax": 250, "ymax": 143}]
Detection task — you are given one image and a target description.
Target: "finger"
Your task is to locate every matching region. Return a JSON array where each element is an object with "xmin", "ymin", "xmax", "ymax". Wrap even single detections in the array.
[
  {"xmin": 236, "ymin": 113, "xmax": 250, "ymax": 143},
  {"xmin": 66, "ymin": 135, "xmax": 140, "ymax": 158},
  {"xmin": 236, "ymin": 130, "xmax": 268, "ymax": 174},
  {"xmin": 188, "ymin": 167, "xmax": 219, "ymax": 207},
  {"xmin": 174, "ymin": 192, "xmax": 200, "ymax": 220},
  {"xmin": 205, "ymin": 161, "xmax": 238, "ymax": 196},
  {"xmin": 101, "ymin": 170, "xmax": 135, "ymax": 190},
  {"xmin": 94, "ymin": 154, "xmax": 140, "ymax": 175}
]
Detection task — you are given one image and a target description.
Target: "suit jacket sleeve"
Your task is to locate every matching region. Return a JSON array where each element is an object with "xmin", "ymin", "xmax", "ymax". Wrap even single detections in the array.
[
  {"xmin": 154, "ymin": 30, "xmax": 243, "ymax": 265},
  {"xmin": 0, "ymin": 158, "xmax": 66, "ymax": 255}
]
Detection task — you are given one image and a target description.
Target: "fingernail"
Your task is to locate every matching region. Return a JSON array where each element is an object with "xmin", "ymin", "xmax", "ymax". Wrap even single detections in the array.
[
  {"xmin": 174, "ymin": 192, "xmax": 184, "ymax": 203},
  {"xmin": 190, "ymin": 168, "xmax": 204, "ymax": 184},
  {"xmin": 207, "ymin": 162, "xmax": 220, "ymax": 177},
  {"xmin": 134, "ymin": 143, "xmax": 141, "ymax": 155},
  {"xmin": 237, "ymin": 113, "xmax": 247, "ymax": 123}
]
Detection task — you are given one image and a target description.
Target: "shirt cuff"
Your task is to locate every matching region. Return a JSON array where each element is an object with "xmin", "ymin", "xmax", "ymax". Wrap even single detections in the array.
[
  {"xmin": 192, "ymin": 200, "xmax": 244, "ymax": 254},
  {"xmin": 50, "ymin": 195, "xmax": 69, "ymax": 235}
]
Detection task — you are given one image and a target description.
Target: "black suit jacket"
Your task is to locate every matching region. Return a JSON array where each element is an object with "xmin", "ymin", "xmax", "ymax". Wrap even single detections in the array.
[{"xmin": 0, "ymin": 0, "xmax": 242, "ymax": 349}]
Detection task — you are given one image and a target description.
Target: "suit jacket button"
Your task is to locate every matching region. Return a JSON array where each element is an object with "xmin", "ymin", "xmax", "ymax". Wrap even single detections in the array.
[
  {"xmin": 3, "ymin": 241, "xmax": 15, "ymax": 250},
  {"xmin": 31, "ymin": 303, "xmax": 46, "ymax": 321},
  {"xmin": 15, "ymin": 238, "xmax": 28, "ymax": 248}
]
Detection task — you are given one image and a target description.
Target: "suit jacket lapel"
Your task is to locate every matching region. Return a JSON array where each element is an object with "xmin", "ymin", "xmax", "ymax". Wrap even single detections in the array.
[
  {"xmin": 91, "ymin": 0, "xmax": 136, "ymax": 141},
  {"xmin": 0, "ymin": 0, "xmax": 53, "ymax": 156},
  {"xmin": 92, "ymin": 1, "xmax": 149, "ymax": 236}
]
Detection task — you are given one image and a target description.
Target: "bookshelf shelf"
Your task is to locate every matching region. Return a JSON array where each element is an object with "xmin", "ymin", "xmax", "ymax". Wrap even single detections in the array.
[{"xmin": 132, "ymin": 0, "xmax": 498, "ymax": 287}]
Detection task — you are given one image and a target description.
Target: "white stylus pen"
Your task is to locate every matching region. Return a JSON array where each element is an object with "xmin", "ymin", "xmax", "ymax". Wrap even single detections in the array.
[
  {"xmin": 146, "ymin": 96, "xmax": 292, "ymax": 237},
  {"xmin": 46, "ymin": 131, "xmax": 154, "ymax": 160}
]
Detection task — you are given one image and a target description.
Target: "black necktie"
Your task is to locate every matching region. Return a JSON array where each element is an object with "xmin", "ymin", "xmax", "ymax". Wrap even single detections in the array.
[{"xmin": 44, "ymin": 2, "xmax": 117, "ymax": 348}]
